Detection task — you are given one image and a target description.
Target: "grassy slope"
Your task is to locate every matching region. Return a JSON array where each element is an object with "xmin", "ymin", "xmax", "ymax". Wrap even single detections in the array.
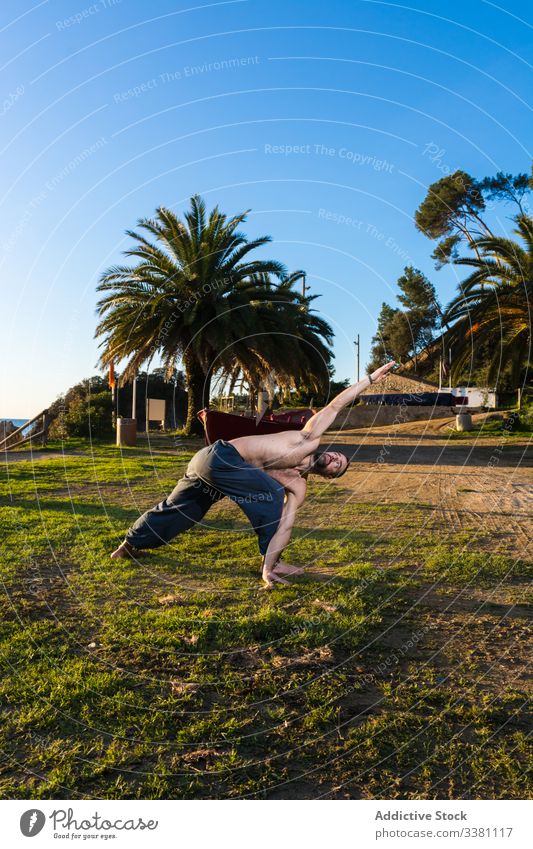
[{"xmin": 0, "ymin": 440, "xmax": 531, "ymax": 799}]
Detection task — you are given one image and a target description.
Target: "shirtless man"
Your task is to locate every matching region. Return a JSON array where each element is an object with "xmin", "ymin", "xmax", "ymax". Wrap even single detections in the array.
[{"xmin": 111, "ymin": 362, "xmax": 395, "ymax": 585}]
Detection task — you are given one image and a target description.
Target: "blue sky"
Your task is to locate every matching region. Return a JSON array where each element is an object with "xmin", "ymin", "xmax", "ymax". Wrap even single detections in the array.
[{"xmin": 1, "ymin": 0, "xmax": 531, "ymax": 417}]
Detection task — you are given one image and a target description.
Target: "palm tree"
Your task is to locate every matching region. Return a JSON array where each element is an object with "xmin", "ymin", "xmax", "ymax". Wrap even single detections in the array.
[
  {"xmin": 212, "ymin": 277, "xmax": 334, "ymax": 405},
  {"xmin": 95, "ymin": 196, "xmax": 333, "ymax": 433},
  {"xmin": 443, "ymin": 215, "xmax": 532, "ymax": 385}
]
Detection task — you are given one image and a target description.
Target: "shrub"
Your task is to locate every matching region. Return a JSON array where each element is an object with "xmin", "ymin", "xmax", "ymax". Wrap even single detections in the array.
[
  {"xmin": 516, "ymin": 400, "xmax": 533, "ymax": 431},
  {"xmin": 49, "ymin": 388, "xmax": 114, "ymax": 439}
]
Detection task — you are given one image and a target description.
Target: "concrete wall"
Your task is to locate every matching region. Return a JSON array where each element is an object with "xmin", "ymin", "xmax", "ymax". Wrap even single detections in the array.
[{"xmin": 329, "ymin": 404, "xmax": 455, "ymax": 430}]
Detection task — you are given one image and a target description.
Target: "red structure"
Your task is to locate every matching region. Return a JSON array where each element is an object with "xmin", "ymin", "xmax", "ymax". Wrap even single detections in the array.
[{"xmin": 198, "ymin": 408, "xmax": 313, "ymax": 444}]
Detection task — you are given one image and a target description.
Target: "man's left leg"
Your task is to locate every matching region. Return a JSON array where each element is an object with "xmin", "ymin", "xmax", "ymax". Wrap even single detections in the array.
[{"xmin": 111, "ymin": 473, "xmax": 222, "ymax": 558}]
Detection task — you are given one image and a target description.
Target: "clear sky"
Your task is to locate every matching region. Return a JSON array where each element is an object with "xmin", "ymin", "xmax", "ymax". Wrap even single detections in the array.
[{"xmin": 1, "ymin": 0, "xmax": 531, "ymax": 417}]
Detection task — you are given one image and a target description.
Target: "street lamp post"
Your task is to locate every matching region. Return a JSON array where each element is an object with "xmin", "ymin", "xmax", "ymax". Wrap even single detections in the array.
[{"xmin": 354, "ymin": 334, "xmax": 360, "ymax": 382}]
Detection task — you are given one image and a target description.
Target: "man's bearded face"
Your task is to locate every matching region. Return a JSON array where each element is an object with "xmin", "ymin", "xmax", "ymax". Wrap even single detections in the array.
[{"xmin": 312, "ymin": 451, "xmax": 348, "ymax": 478}]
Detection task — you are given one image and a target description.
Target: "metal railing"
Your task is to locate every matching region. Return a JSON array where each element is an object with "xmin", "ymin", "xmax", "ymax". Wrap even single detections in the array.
[{"xmin": 0, "ymin": 410, "xmax": 50, "ymax": 451}]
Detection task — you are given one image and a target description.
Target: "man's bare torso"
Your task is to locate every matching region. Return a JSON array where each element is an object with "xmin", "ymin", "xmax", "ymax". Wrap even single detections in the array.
[{"xmin": 229, "ymin": 430, "xmax": 320, "ymax": 476}]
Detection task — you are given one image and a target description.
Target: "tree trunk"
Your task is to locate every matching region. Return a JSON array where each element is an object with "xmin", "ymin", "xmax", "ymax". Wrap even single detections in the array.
[{"xmin": 183, "ymin": 351, "xmax": 210, "ymax": 435}]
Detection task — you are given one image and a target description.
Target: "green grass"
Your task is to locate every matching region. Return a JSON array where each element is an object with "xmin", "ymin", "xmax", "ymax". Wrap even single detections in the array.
[
  {"xmin": 422, "ymin": 547, "xmax": 533, "ymax": 587},
  {"xmin": 446, "ymin": 416, "xmax": 533, "ymax": 440},
  {"xmin": 0, "ymin": 440, "xmax": 530, "ymax": 799}
]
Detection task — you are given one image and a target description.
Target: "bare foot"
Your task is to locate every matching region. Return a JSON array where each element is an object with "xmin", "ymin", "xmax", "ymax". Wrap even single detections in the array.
[
  {"xmin": 273, "ymin": 561, "xmax": 305, "ymax": 576},
  {"xmin": 262, "ymin": 568, "xmax": 290, "ymax": 588},
  {"xmin": 110, "ymin": 541, "xmax": 151, "ymax": 559}
]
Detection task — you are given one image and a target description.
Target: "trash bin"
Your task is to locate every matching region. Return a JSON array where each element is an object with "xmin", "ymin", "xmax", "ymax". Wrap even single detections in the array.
[
  {"xmin": 116, "ymin": 417, "xmax": 137, "ymax": 446},
  {"xmin": 455, "ymin": 412, "xmax": 473, "ymax": 432}
]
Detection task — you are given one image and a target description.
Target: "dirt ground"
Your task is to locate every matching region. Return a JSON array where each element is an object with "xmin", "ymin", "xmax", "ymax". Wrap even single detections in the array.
[{"xmin": 327, "ymin": 413, "xmax": 532, "ymax": 562}]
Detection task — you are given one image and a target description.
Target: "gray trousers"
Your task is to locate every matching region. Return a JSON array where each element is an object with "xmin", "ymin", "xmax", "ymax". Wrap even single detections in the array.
[{"xmin": 125, "ymin": 440, "xmax": 284, "ymax": 555}]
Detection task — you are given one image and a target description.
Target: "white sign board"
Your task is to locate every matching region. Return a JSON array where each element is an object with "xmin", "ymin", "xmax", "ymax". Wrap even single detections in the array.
[
  {"xmin": 452, "ymin": 387, "xmax": 496, "ymax": 409},
  {"xmin": 147, "ymin": 398, "xmax": 166, "ymax": 426}
]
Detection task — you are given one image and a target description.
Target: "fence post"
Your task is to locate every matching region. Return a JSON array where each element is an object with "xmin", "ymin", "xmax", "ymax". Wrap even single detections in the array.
[{"xmin": 42, "ymin": 410, "xmax": 50, "ymax": 446}]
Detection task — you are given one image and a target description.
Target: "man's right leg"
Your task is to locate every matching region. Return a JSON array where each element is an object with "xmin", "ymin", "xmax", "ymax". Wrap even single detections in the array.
[{"xmin": 111, "ymin": 472, "xmax": 223, "ymax": 558}]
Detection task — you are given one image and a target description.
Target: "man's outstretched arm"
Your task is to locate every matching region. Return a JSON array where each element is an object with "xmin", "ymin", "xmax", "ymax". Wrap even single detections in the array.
[
  {"xmin": 302, "ymin": 361, "xmax": 396, "ymax": 441},
  {"xmin": 262, "ymin": 476, "xmax": 306, "ymax": 586}
]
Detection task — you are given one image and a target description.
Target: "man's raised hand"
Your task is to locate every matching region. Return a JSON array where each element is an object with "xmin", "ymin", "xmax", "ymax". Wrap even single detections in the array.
[{"xmin": 369, "ymin": 361, "xmax": 396, "ymax": 384}]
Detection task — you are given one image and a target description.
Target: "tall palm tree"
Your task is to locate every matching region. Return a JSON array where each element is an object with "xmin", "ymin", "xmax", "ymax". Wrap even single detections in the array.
[
  {"xmin": 444, "ymin": 215, "xmax": 532, "ymax": 385},
  {"xmin": 95, "ymin": 196, "xmax": 333, "ymax": 433},
  {"xmin": 213, "ymin": 278, "xmax": 334, "ymax": 404}
]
